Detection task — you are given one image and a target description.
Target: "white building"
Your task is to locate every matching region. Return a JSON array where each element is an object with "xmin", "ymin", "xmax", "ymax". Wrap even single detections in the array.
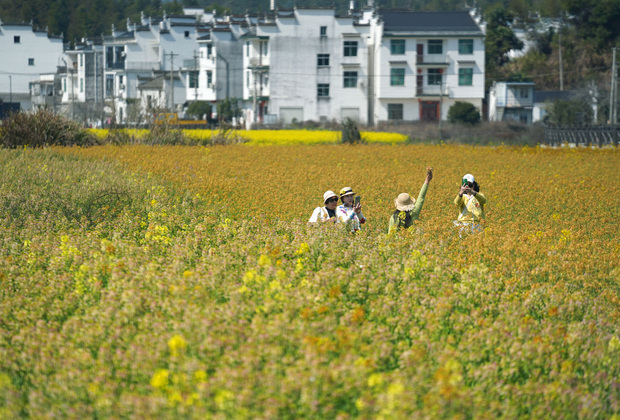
[
  {"xmin": 240, "ymin": 7, "xmax": 373, "ymax": 125},
  {"xmin": 489, "ymin": 81, "xmax": 535, "ymax": 124},
  {"xmin": 58, "ymin": 38, "xmax": 105, "ymax": 124},
  {"xmin": 186, "ymin": 16, "xmax": 244, "ymax": 117},
  {"xmin": 103, "ymin": 13, "xmax": 207, "ymax": 124},
  {"xmin": 373, "ymin": 11, "xmax": 485, "ymax": 124},
  {"xmin": 0, "ymin": 19, "xmax": 63, "ymax": 110}
]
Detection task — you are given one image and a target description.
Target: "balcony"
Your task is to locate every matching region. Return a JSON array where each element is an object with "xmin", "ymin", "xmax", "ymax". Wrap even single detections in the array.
[
  {"xmin": 248, "ymin": 57, "xmax": 269, "ymax": 69},
  {"xmin": 416, "ymin": 55, "xmax": 450, "ymax": 66}
]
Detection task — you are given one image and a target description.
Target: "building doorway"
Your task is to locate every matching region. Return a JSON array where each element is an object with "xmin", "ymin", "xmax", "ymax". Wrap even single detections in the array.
[{"xmin": 420, "ymin": 101, "xmax": 439, "ymax": 121}]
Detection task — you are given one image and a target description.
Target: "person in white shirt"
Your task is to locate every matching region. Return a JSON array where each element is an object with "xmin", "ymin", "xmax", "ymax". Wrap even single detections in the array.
[
  {"xmin": 308, "ymin": 190, "xmax": 339, "ymax": 224},
  {"xmin": 336, "ymin": 187, "xmax": 366, "ymax": 232}
]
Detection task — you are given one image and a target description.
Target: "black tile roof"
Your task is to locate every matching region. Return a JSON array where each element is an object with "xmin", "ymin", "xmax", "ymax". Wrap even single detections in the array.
[{"xmin": 381, "ymin": 11, "xmax": 481, "ymax": 34}]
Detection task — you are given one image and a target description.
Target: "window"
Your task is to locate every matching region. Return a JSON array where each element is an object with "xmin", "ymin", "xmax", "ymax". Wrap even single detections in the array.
[
  {"xmin": 28, "ymin": 58, "xmax": 35, "ymax": 66},
  {"xmin": 388, "ymin": 104, "xmax": 403, "ymax": 120},
  {"xmin": 246, "ymin": 71, "xmax": 250, "ymax": 87},
  {"xmin": 207, "ymin": 44, "xmax": 213, "ymax": 58},
  {"xmin": 261, "ymin": 41, "xmax": 268, "ymax": 56},
  {"xmin": 390, "ymin": 68, "xmax": 405, "ymax": 86},
  {"xmin": 207, "ymin": 71, "xmax": 213, "ymax": 86},
  {"xmin": 80, "ymin": 78, "xmax": 84, "ymax": 93},
  {"xmin": 391, "ymin": 39, "xmax": 405, "ymax": 55},
  {"xmin": 343, "ymin": 71, "xmax": 358, "ymax": 88},
  {"xmin": 428, "ymin": 40, "xmax": 443, "ymax": 54},
  {"xmin": 189, "ymin": 71, "xmax": 199, "ymax": 88},
  {"xmin": 459, "ymin": 39, "xmax": 473, "ymax": 54},
  {"xmin": 14, "ymin": 36, "xmax": 20, "ymax": 43},
  {"xmin": 184, "ymin": 31, "xmax": 190, "ymax": 38},
  {"xmin": 106, "ymin": 47, "xmax": 114, "ymax": 69},
  {"xmin": 459, "ymin": 68, "xmax": 473, "ymax": 86},
  {"xmin": 320, "ymin": 26, "xmax": 327, "ymax": 37},
  {"xmin": 105, "ymin": 75, "xmax": 114, "ymax": 97},
  {"xmin": 115, "ymin": 47, "xmax": 125, "ymax": 63},
  {"xmin": 520, "ymin": 87, "xmax": 529, "ymax": 98},
  {"xmin": 317, "ymin": 54, "xmax": 330, "ymax": 67},
  {"xmin": 63, "ymin": 78, "xmax": 67, "ymax": 92},
  {"xmin": 246, "ymin": 42, "xmax": 250, "ymax": 57},
  {"xmin": 317, "ymin": 83, "xmax": 330, "ymax": 97},
  {"xmin": 79, "ymin": 54, "xmax": 83, "ymax": 67},
  {"xmin": 428, "ymin": 68, "xmax": 442, "ymax": 85},
  {"xmin": 344, "ymin": 41, "xmax": 358, "ymax": 57}
]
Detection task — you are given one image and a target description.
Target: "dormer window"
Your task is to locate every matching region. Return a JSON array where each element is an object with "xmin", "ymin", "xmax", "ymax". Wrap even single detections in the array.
[
  {"xmin": 14, "ymin": 36, "xmax": 20, "ymax": 43},
  {"xmin": 184, "ymin": 31, "xmax": 190, "ymax": 38}
]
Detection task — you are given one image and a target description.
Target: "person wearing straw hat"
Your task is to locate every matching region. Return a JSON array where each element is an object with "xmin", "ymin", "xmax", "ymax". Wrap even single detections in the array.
[
  {"xmin": 308, "ymin": 190, "xmax": 339, "ymax": 224},
  {"xmin": 336, "ymin": 187, "xmax": 366, "ymax": 232},
  {"xmin": 453, "ymin": 173, "xmax": 486, "ymax": 235},
  {"xmin": 388, "ymin": 167, "xmax": 433, "ymax": 233}
]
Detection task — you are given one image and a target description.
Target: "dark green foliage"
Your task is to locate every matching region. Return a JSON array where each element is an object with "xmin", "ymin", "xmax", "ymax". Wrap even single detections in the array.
[
  {"xmin": 341, "ymin": 117, "xmax": 363, "ymax": 144},
  {"xmin": 186, "ymin": 101, "xmax": 212, "ymax": 119},
  {"xmin": 545, "ymin": 98, "xmax": 594, "ymax": 125},
  {"xmin": 217, "ymin": 98, "xmax": 241, "ymax": 122},
  {"xmin": 561, "ymin": 0, "xmax": 620, "ymax": 51},
  {"xmin": 0, "ymin": 108, "xmax": 97, "ymax": 148},
  {"xmin": 447, "ymin": 102, "xmax": 481, "ymax": 125}
]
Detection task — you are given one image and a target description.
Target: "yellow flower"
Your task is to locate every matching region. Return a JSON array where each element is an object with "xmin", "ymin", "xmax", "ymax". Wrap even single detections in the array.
[
  {"xmin": 168, "ymin": 335, "xmax": 187, "ymax": 357},
  {"xmin": 609, "ymin": 336, "xmax": 620, "ymax": 352},
  {"xmin": 368, "ymin": 373, "xmax": 384, "ymax": 388},
  {"xmin": 150, "ymin": 369, "xmax": 169, "ymax": 388},
  {"xmin": 258, "ymin": 254, "xmax": 272, "ymax": 267}
]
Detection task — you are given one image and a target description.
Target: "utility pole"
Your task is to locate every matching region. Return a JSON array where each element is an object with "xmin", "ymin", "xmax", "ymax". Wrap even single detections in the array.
[
  {"xmin": 610, "ymin": 47, "xmax": 617, "ymax": 124},
  {"xmin": 193, "ymin": 50, "xmax": 198, "ymax": 101},
  {"xmin": 558, "ymin": 32, "xmax": 564, "ymax": 91},
  {"xmin": 166, "ymin": 51, "xmax": 178, "ymax": 112}
]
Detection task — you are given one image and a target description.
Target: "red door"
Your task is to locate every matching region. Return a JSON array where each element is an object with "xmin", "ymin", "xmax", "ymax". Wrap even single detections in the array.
[{"xmin": 420, "ymin": 101, "xmax": 439, "ymax": 121}]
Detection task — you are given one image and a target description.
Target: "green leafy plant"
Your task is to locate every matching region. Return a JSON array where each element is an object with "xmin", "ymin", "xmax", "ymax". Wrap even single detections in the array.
[{"xmin": 447, "ymin": 102, "xmax": 481, "ymax": 125}]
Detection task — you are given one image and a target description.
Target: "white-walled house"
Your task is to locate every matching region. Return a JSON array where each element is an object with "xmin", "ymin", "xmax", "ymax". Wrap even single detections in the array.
[
  {"xmin": 104, "ymin": 13, "xmax": 207, "ymax": 124},
  {"xmin": 0, "ymin": 19, "xmax": 63, "ymax": 110},
  {"xmin": 187, "ymin": 17, "xmax": 244, "ymax": 117},
  {"xmin": 489, "ymin": 81, "xmax": 535, "ymax": 124},
  {"xmin": 241, "ymin": 7, "xmax": 373, "ymax": 125},
  {"xmin": 372, "ymin": 11, "xmax": 485, "ymax": 124},
  {"xmin": 58, "ymin": 38, "xmax": 104, "ymax": 124}
]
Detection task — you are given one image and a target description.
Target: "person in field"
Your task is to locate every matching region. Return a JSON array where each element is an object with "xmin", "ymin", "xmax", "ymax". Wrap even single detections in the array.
[
  {"xmin": 308, "ymin": 190, "xmax": 339, "ymax": 224},
  {"xmin": 336, "ymin": 187, "xmax": 366, "ymax": 232},
  {"xmin": 388, "ymin": 167, "xmax": 433, "ymax": 233},
  {"xmin": 453, "ymin": 173, "xmax": 486, "ymax": 235}
]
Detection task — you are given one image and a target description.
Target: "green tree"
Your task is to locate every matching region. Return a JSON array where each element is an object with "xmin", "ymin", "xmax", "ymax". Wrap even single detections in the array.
[
  {"xmin": 217, "ymin": 98, "xmax": 241, "ymax": 122},
  {"xmin": 485, "ymin": 7, "xmax": 524, "ymax": 86},
  {"xmin": 448, "ymin": 102, "xmax": 481, "ymax": 125},
  {"xmin": 560, "ymin": 0, "xmax": 620, "ymax": 50},
  {"xmin": 186, "ymin": 101, "xmax": 212, "ymax": 119},
  {"xmin": 546, "ymin": 98, "xmax": 593, "ymax": 125}
]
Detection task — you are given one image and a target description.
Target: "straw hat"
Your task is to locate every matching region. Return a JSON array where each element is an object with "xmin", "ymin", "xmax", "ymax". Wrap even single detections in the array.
[
  {"xmin": 323, "ymin": 190, "xmax": 337, "ymax": 203},
  {"xmin": 339, "ymin": 187, "xmax": 355, "ymax": 197},
  {"xmin": 394, "ymin": 192, "xmax": 416, "ymax": 212}
]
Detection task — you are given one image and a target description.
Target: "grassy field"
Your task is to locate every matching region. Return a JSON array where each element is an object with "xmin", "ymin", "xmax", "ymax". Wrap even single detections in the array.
[{"xmin": 1, "ymin": 144, "xmax": 619, "ymax": 418}]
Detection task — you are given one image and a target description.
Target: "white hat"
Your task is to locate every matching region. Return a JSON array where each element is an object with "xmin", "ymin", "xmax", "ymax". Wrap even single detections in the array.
[
  {"xmin": 339, "ymin": 187, "xmax": 355, "ymax": 197},
  {"xmin": 394, "ymin": 192, "xmax": 416, "ymax": 212},
  {"xmin": 323, "ymin": 190, "xmax": 338, "ymax": 203},
  {"xmin": 462, "ymin": 174, "xmax": 475, "ymax": 183}
]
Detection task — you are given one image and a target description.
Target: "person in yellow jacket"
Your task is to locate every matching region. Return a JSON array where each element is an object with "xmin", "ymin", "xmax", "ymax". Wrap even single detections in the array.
[{"xmin": 453, "ymin": 173, "xmax": 486, "ymax": 235}]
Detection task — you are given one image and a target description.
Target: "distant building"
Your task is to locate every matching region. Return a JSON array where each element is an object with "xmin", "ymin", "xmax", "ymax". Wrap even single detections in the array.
[
  {"xmin": 489, "ymin": 81, "xmax": 535, "ymax": 124},
  {"xmin": 0, "ymin": 19, "xmax": 63, "ymax": 110},
  {"xmin": 375, "ymin": 11, "xmax": 485, "ymax": 124}
]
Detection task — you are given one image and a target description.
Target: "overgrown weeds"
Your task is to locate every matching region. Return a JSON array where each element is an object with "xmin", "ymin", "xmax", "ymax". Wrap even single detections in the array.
[{"xmin": 0, "ymin": 108, "xmax": 97, "ymax": 148}]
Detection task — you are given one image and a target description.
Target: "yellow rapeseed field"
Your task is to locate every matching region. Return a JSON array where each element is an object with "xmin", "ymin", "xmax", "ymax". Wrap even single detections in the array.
[{"xmin": 1, "ymin": 142, "xmax": 618, "ymax": 418}]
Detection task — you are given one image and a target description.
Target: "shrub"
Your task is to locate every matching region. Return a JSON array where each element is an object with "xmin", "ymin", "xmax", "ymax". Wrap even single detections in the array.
[
  {"xmin": 447, "ymin": 102, "xmax": 481, "ymax": 125},
  {"xmin": 341, "ymin": 117, "xmax": 363, "ymax": 144},
  {"xmin": 0, "ymin": 108, "xmax": 97, "ymax": 148}
]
